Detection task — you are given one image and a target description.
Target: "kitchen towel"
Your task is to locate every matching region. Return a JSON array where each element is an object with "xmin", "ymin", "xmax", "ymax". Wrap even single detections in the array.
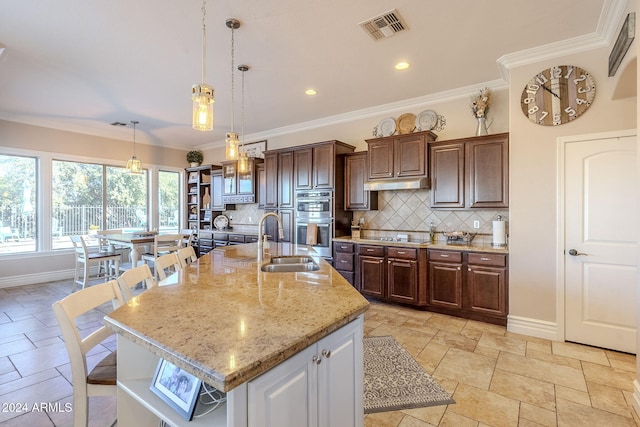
[
  {"xmin": 492, "ymin": 220, "xmax": 506, "ymax": 246},
  {"xmin": 306, "ymin": 223, "xmax": 318, "ymax": 245}
]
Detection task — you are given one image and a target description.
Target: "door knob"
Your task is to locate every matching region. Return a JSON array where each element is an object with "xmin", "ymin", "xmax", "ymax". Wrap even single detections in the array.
[{"xmin": 568, "ymin": 249, "xmax": 587, "ymax": 256}]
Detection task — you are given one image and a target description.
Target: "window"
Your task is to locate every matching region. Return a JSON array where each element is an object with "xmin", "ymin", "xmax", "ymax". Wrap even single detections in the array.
[
  {"xmin": 52, "ymin": 161, "xmax": 149, "ymax": 249},
  {"xmin": 0, "ymin": 155, "xmax": 37, "ymax": 254},
  {"xmin": 159, "ymin": 170, "xmax": 180, "ymax": 232}
]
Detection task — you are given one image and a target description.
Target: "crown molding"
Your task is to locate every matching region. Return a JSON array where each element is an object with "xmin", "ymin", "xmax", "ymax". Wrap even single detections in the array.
[{"xmin": 497, "ymin": 0, "xmax": 628, "ymax": 79}]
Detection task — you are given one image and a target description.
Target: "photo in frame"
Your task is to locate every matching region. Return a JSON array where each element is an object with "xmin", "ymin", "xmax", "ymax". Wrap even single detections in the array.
[
  {"xmin": 241, "ymin": 140, "xmax": 267, "ymax": 158},
  {"xmin": 609, "ymin": 12, "xmax": 635, "ymax": 77},
  {"xmin": 149, "ymin": 359, "xmax": 202, "ymax": 421}
]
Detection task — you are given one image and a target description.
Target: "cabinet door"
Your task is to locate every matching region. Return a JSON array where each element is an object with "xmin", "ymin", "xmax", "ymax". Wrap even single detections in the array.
[
  {"xmin": 279, "ymin": 209, "xmax": 294, "ymax": 242},
  {"xmin": 222, "ymin": 162, "xmax": 237, "ymax": 195},
  {"xmin": 358, "ymin": 255, "xmax": 385, "ymax": 298},
  {"xmin": 428, "ymin": 262, "xmax": 463, "ymax": 309},
  {"xmin": 345, "ymin": 152, "xmax": 372, "ymax": 211},
  {"xmin": 467, "ymin": 135, "xmax": 509, "ymax": 208},
  {"xmin": 387, "ymin": 258, "xmax": 418, "ymax": 304},
  {"xmin": 256, "ymin": 163, "xmax": 266, "ymax": 208},
  {"xmin": 264, "ymin": 153, "xmax": 278, "ymax": 209},
  {"xmin": 295, "ymin": 148, "xmax": 313, "ymax": 190},
  {"xmin": 367, "ymin": 140, "xmax": 394, "ymax": 179},
  {"xmin": 466, "ymin": 265, "xmax": 507, "ymax": 317},
  {"xmin": 248, "ymin": 344, "xmax": 317, "ymax": 427},
  {"xmin": 430, "ymin": 143, "xmax": 465, "ymax": 208},
  {"xmin": 395, "ymin": 135, "xmax": 426, "ymax": 177},
  {"xmin": 279, "ymin": 151, "xmax": 295, "ymax": 209},
  {"xmin": 211, "ymin": 171, "xmax": 224, "ymax": 211},
  {"xmin": 317, "ymin": 318, "xmax": 363, "ymax": 427},
  {"xmin": 238, "ymin": 158, "xmax": 255, "ymax": 195},
  {"xmin": 313, "ymin": 143, "xmax": 335, "ymax": 189}
]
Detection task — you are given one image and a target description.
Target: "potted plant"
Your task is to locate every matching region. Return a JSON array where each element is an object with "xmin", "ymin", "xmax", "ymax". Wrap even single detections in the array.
[{"xmin": 186, "ymin": 150, "xmax": 203, "ymax": 167}]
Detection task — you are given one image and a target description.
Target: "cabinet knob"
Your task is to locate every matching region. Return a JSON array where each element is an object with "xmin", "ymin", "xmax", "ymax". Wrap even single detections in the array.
[
  {"xmin": 312, "ymin": 355, "xmax": 322, "ymax": 365},
  {"xmin": 379, "ymin": 259, "xmax": 383, "ymax": 263},
  {"xmin": 321, "ymin": 349, "xmax": 331, "ymax": 358},
  {"xmin": 457, "ymin": 267, "xmax": 461, "ymax": 270},
  {"xmin": 468, "ymin": 268, "xmax": 471, "ymax": 272}
]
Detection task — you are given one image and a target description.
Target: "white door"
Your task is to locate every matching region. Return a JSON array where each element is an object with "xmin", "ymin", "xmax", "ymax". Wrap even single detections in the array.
[{"xmin": 565, "ymin": 135, "xmax": 637, "ymax": 353}]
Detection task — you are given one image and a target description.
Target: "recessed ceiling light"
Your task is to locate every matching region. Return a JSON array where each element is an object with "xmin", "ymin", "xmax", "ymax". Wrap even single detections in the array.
[
  {"xmin": 395, "ymin": 62, "xmax": 410, "ymax": 70},
  {"xmin": 305, "ymin": 88, "xmax": 317, "ymax": 95}
]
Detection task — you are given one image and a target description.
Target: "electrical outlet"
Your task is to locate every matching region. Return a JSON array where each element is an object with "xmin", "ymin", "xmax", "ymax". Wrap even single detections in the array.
[{"xmin": 473, "ymin": 220, "xmax": 480, "ymax": 229}]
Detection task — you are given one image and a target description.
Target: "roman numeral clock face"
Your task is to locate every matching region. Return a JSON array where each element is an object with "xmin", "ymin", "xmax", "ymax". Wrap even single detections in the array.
[{"xmin": 521, "ymin": 65, "xmax": 596, "ymax": 126}]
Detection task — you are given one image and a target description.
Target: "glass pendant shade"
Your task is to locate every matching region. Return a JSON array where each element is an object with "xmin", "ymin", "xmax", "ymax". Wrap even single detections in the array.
[
  {"xmin": 237, "ymin": 151, "xmax": 249, "ymax": 173},
  {"xmin": 225, "ymin": 132, "xmax": 239, "ymax": 160},
  {"xmin": 192, "ymin": 84, "xmax": 214, "ymax": 131},
  {"xmin": 126, "ymin": 156, "xmax": 142, "ymax": 174}
]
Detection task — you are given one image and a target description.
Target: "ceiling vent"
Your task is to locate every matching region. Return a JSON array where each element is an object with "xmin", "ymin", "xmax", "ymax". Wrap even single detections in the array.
[{"xmin": 359, "ymin": 9, "xmax": 407, "ymax": 40}]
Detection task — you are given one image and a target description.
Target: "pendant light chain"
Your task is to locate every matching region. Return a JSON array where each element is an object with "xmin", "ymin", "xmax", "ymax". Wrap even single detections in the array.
[
  {"xmin": 230, "ymin": 24, "xmax": 235, "ymax": 133},
  {"xmin": 241, "ymin": 66, "xmax": 245, "ymax": 147},
  {"xmin": 201, "ymin": 0, "xmax": 206, "ymax": 83}
]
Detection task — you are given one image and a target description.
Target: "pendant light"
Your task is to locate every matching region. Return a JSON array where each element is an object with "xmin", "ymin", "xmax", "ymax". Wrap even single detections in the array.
[
  {"xmin": 237, "ymin": 64, "xmax": 249, "ymax": 174},
  {"xmin": 225, "ymin": 18, "xmax": 240, "ymax": 160},
  {"xmin": 192, "ymin": 0, "xmax": 214, "ymax": 131},
  {"xmin": 125, "ymin": 121, "xmax": 143, "ymax": 174}
]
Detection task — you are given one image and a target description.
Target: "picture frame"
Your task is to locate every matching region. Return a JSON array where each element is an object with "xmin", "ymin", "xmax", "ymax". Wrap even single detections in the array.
[
  {"xmin": 609, "ymin": 12, "xmax": 635, "ymax": 77},
  {"xmin": 241, "ymin": 140, "xmax": 267, "ymax": 159},
  {"xmin": 149, "ymin": 359, "xmax": 202, "ymax": 421}
]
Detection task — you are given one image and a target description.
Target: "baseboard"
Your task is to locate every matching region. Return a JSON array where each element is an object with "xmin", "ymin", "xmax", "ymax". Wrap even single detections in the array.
[
  {"xmin": 0, "ymin": 269, "xmax": 74, "ymax": 289},
  {"xmin": 507, "ymin": 315, "xmax": 560, "ymax": 341}
]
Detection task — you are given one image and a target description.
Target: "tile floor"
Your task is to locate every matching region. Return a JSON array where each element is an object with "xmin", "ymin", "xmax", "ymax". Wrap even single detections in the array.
[{"xmin": 0, "ymin": 280, "xmax": 638, "ymax": 427}]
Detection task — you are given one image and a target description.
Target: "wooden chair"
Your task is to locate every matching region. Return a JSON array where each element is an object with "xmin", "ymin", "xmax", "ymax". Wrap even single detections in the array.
[
  {"xmin": 52, "ymin": 280, "xmax": 124, "ymax": 427},
  {"xmin": 71, "ymin": 235, "xmax": 121, "ymax": 292},
  {"xmin": 153, "ymin": 252, "xmax": 181, "ymax": 280},
  {"xmin": 141, "ymin": 233, "xmax": 183, "ymax": 277},
  {"xmin": 176, "ymin": 246, "xmax": 198, "ymax": 268},
  {"xmin": 116, "ymin": 263, "xmax": 157, "ymax": 302},
  {"xmin": 181, "ymin": 228, "xmax": 195, "ymax": 247}
]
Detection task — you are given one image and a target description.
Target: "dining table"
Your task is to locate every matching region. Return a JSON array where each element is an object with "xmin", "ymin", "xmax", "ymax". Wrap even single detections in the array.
[{"xmin": 96, "ymin": 231, "xmax": 158, "ymax": 267}]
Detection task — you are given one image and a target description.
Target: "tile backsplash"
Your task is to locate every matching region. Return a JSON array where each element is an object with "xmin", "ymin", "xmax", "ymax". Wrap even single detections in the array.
[{"xmin": 225, "ymin": 189, "xmax": 508, "ymax": 245}]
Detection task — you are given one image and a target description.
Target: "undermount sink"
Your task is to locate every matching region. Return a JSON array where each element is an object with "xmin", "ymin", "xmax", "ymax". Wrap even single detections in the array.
[{"xmin": 260, "ymin": 256, "xmax": 320, "ymax": 272}]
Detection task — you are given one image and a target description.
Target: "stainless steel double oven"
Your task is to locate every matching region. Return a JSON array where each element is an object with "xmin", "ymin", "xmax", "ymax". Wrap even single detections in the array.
[{"xmin": 295, "ymin": 191, "xmax": 333, "ymax": 258}]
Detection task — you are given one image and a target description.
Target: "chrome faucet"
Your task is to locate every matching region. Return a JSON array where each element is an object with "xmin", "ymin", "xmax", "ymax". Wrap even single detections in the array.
[{"xmin": 257, "ymin": 212, "xmax": 285, "ymax": 255}]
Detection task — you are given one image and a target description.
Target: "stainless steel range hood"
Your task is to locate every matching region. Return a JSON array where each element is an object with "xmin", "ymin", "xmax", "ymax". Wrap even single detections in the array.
[{"xmin": 363, "ymin": 177, "xmax": 430, "ymax": 191}]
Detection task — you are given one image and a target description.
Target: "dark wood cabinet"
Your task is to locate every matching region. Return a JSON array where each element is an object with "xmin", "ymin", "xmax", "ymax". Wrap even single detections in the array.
[
  {"xmin": 294, "ymin": 148, "xmax": 313, "ymax": 190},
  {"xmin": 428, "ymin": 250, "xmax": 463, "ymax": 309},
  {"xmin": 263, "ymin": 208, "xmax": 294, "ymax": 243},
  {"xmin": 278, "ymin": 151, "xmax": 294, "ymax": 209},
  {"xmin": 358, "ymin": 245, "xmax": 385, "ymax": 298},
  {"xmin": 430, "ymin": 133, "xmax": 509, "ymax": 209},
  {"xmin": 333, "ymin": 242, "xmax": 355, "ymax": 286},
  {"xmin": 211, "ymin": 169, "xmax": 225, "ymax": 211},
  {"xmin": 366, "ymin": 130, "xmax": 436, "ymax": 180},
  {"xmin": 256, "ymin": 162, "xmax": 266, "ymax": 209},
  {"xmin": 221, "ymin": 158, "xmax": 261, "ymax": 204},
  {"xmin": 295, "ymin": 142, "xmax": 344, "ymax": 190},
  {"xmin": 344, "ymin": 152, "xmax": 378, "ymax": 211},
  {"xmin": 427, "ymin": 249, "xmax": 508, "ymax": 325},
  {"xmin": 264, "ymin": 152, "xmax": 278, "ymax": 209}
]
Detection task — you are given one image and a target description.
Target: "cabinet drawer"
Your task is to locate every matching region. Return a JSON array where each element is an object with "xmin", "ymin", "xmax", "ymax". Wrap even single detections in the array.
[
  {"xmin": 199, "ymin": 238, "xmax": 213, "ymax": 247},
  {"xmin": 428, "ymin": 250, "xmax": 462, "ymax": 263},
  {"xmin": 468, "ymin": 253, "xmax": 507, "ymax": 267},
  {"xmin": 334, "ymin": 242, "xmax": 354, "ymax": 253},
  {"xmin": 229, "ymin": 234, "xmax": 245, "ymax": 243},
  {"xmin": 338, "ymin": 271, "xmax": 354, "ymax": 285},
  {"xmin": 334, "ymin": 252, "xmax": 354, "ymax": 271},
  {"xmin": 213, "ymin": 233, "xmax": 228, "ymax": 241},
  {"xmin": 359, "ymin": 245, "xmax": 384, "ymax": 257},
  {"xmin": 199, "ymin": 231, "xmax": 213, "ymax": 240},
  {"xmin": 387, "ymin": 247, "xmax": 417, "ymax": 260},
  {"xmin": 244, "ymin": 235, "xmax": 259, "ymax": 243}
]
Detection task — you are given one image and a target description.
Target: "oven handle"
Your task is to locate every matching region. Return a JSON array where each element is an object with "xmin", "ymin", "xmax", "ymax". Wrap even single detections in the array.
[{"xmin": 296, "ymin": 221, "xmax": 332, "ymax": 227}]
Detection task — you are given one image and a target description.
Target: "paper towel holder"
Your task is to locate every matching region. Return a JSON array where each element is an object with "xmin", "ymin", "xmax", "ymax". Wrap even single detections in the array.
[{"xmin": 492, "ymin": 215, "xmax": 507, "ymax": 247}]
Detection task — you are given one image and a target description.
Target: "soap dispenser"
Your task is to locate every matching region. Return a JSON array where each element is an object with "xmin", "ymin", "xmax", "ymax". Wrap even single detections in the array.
[
  {"xmin": 262, "ymin": 234, "xmax": 270, "ymax": 250},
  {"xmin": 429, "ymin": 221, "xmax": 436, "ymax": 243}
]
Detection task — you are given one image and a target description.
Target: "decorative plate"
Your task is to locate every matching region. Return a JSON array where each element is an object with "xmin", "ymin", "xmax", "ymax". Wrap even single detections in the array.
[
  {"xmin": 396, "ymin": 113, "xmax": 416, "ymax": 134},
  {"xmin": 213, "ymin": 215, "xmax": 229, "ymax": 230},
  {"xmin": 416, "ymin": 110, "xmax": 438, "ymax": 131},
  {"xmin": 377, "ymin": 117, "xmax": 396, "ymax": 137}
]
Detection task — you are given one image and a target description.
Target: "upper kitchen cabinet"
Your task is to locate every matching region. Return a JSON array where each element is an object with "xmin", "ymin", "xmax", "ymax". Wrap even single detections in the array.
[
  {"xmin": 221, "ymin": 158, "xmax": 263, "ymax": 204},
  {"xmin": 294, "ymin": 141, "xmax": 354, "ymax": 190},
  {"xmin": 430, "ymin": 133, "xmax": 509, "ymax": 209},
  {"xmin": 264, "ymin": 149, "xmax": 294, "ymax": 209},
  {"xmin": 365, "ymin": 130, "xmax": 437, "ymax": 180},
  {"xmin": 344, "ymin": 152, "xmax": 378, "ymax": 211}
]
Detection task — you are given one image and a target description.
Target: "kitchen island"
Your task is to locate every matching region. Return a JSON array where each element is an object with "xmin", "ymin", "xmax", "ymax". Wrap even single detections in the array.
[{"xmin": 104, "ymin": 242, "xmax": 369, "ymax": 427}]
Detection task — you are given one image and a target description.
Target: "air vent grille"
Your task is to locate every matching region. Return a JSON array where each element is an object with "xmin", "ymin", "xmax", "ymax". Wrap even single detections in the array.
[{"xmin": 359, "ymin": 9, "xmax": 407, "ymax": 40}]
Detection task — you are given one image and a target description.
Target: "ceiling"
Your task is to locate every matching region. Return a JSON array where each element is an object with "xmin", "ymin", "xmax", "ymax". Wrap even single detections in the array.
[{"xmin": 0, "ymin": 0, "xmax": 611, "ymax": 150}]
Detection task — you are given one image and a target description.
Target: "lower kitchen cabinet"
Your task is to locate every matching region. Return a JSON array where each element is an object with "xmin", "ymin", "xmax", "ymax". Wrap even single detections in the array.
[
  {"xmin": 247, "ymin": 316, "xmax": 363, "ymax": 427},
  {"xmin": 427, "ymin": 249, "xmax": 508, "ymax": 325},
  {"xmin": 333, "ymin": 242, "xmax": 355, "ymax": 285},
  {"xmin": 358, "ymin": 245, "xmax": 385, "ymax": 298}
]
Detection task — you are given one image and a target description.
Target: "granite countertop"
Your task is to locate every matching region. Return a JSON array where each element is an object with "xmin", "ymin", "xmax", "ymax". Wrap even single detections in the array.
[
  {"xmin": 333, "ymin": 236, "xmax": 509, "ymax": 254},
  {"xmin": 104, "ymin": 243, "xmax": 369, "ymax": 392}
]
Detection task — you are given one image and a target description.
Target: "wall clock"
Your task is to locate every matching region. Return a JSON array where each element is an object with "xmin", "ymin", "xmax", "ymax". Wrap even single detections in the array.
[{"xmin": 520, "ymin": 65, "xmax": 596, "ymax": 126}]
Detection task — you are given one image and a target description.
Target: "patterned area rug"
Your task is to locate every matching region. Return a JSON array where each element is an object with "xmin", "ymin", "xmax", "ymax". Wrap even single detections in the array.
[{"xmin": 363, "ymin": 336, "xmax": 455, "ymax": 413}]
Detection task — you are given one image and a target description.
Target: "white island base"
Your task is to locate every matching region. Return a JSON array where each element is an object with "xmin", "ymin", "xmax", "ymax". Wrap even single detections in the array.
[{"xmin": 116, "ymin": 315, "xmax": 364, "ymax": 427}]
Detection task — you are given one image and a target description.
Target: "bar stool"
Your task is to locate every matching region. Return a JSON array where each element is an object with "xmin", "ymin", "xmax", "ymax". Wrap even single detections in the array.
[{"xmin": 70, "ymin": 235, "xmax": 121, "ymax": 293}]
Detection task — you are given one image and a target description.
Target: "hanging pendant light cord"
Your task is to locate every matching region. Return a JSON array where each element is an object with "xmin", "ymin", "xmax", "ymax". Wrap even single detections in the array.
[
  {"xmin": 131, "ymin": 120, "xmax": 138, "ymax": 156},
  {"xmin": 201, "ymin": 0, "xmax": 207, "ymax": 84},
  {"xmin": 230, "ymin": 24, "xmax": 235, "ymax": 133},
  {"xmin": 241, "ymin": 68, "xmax": 245, "ymax": 147}
]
